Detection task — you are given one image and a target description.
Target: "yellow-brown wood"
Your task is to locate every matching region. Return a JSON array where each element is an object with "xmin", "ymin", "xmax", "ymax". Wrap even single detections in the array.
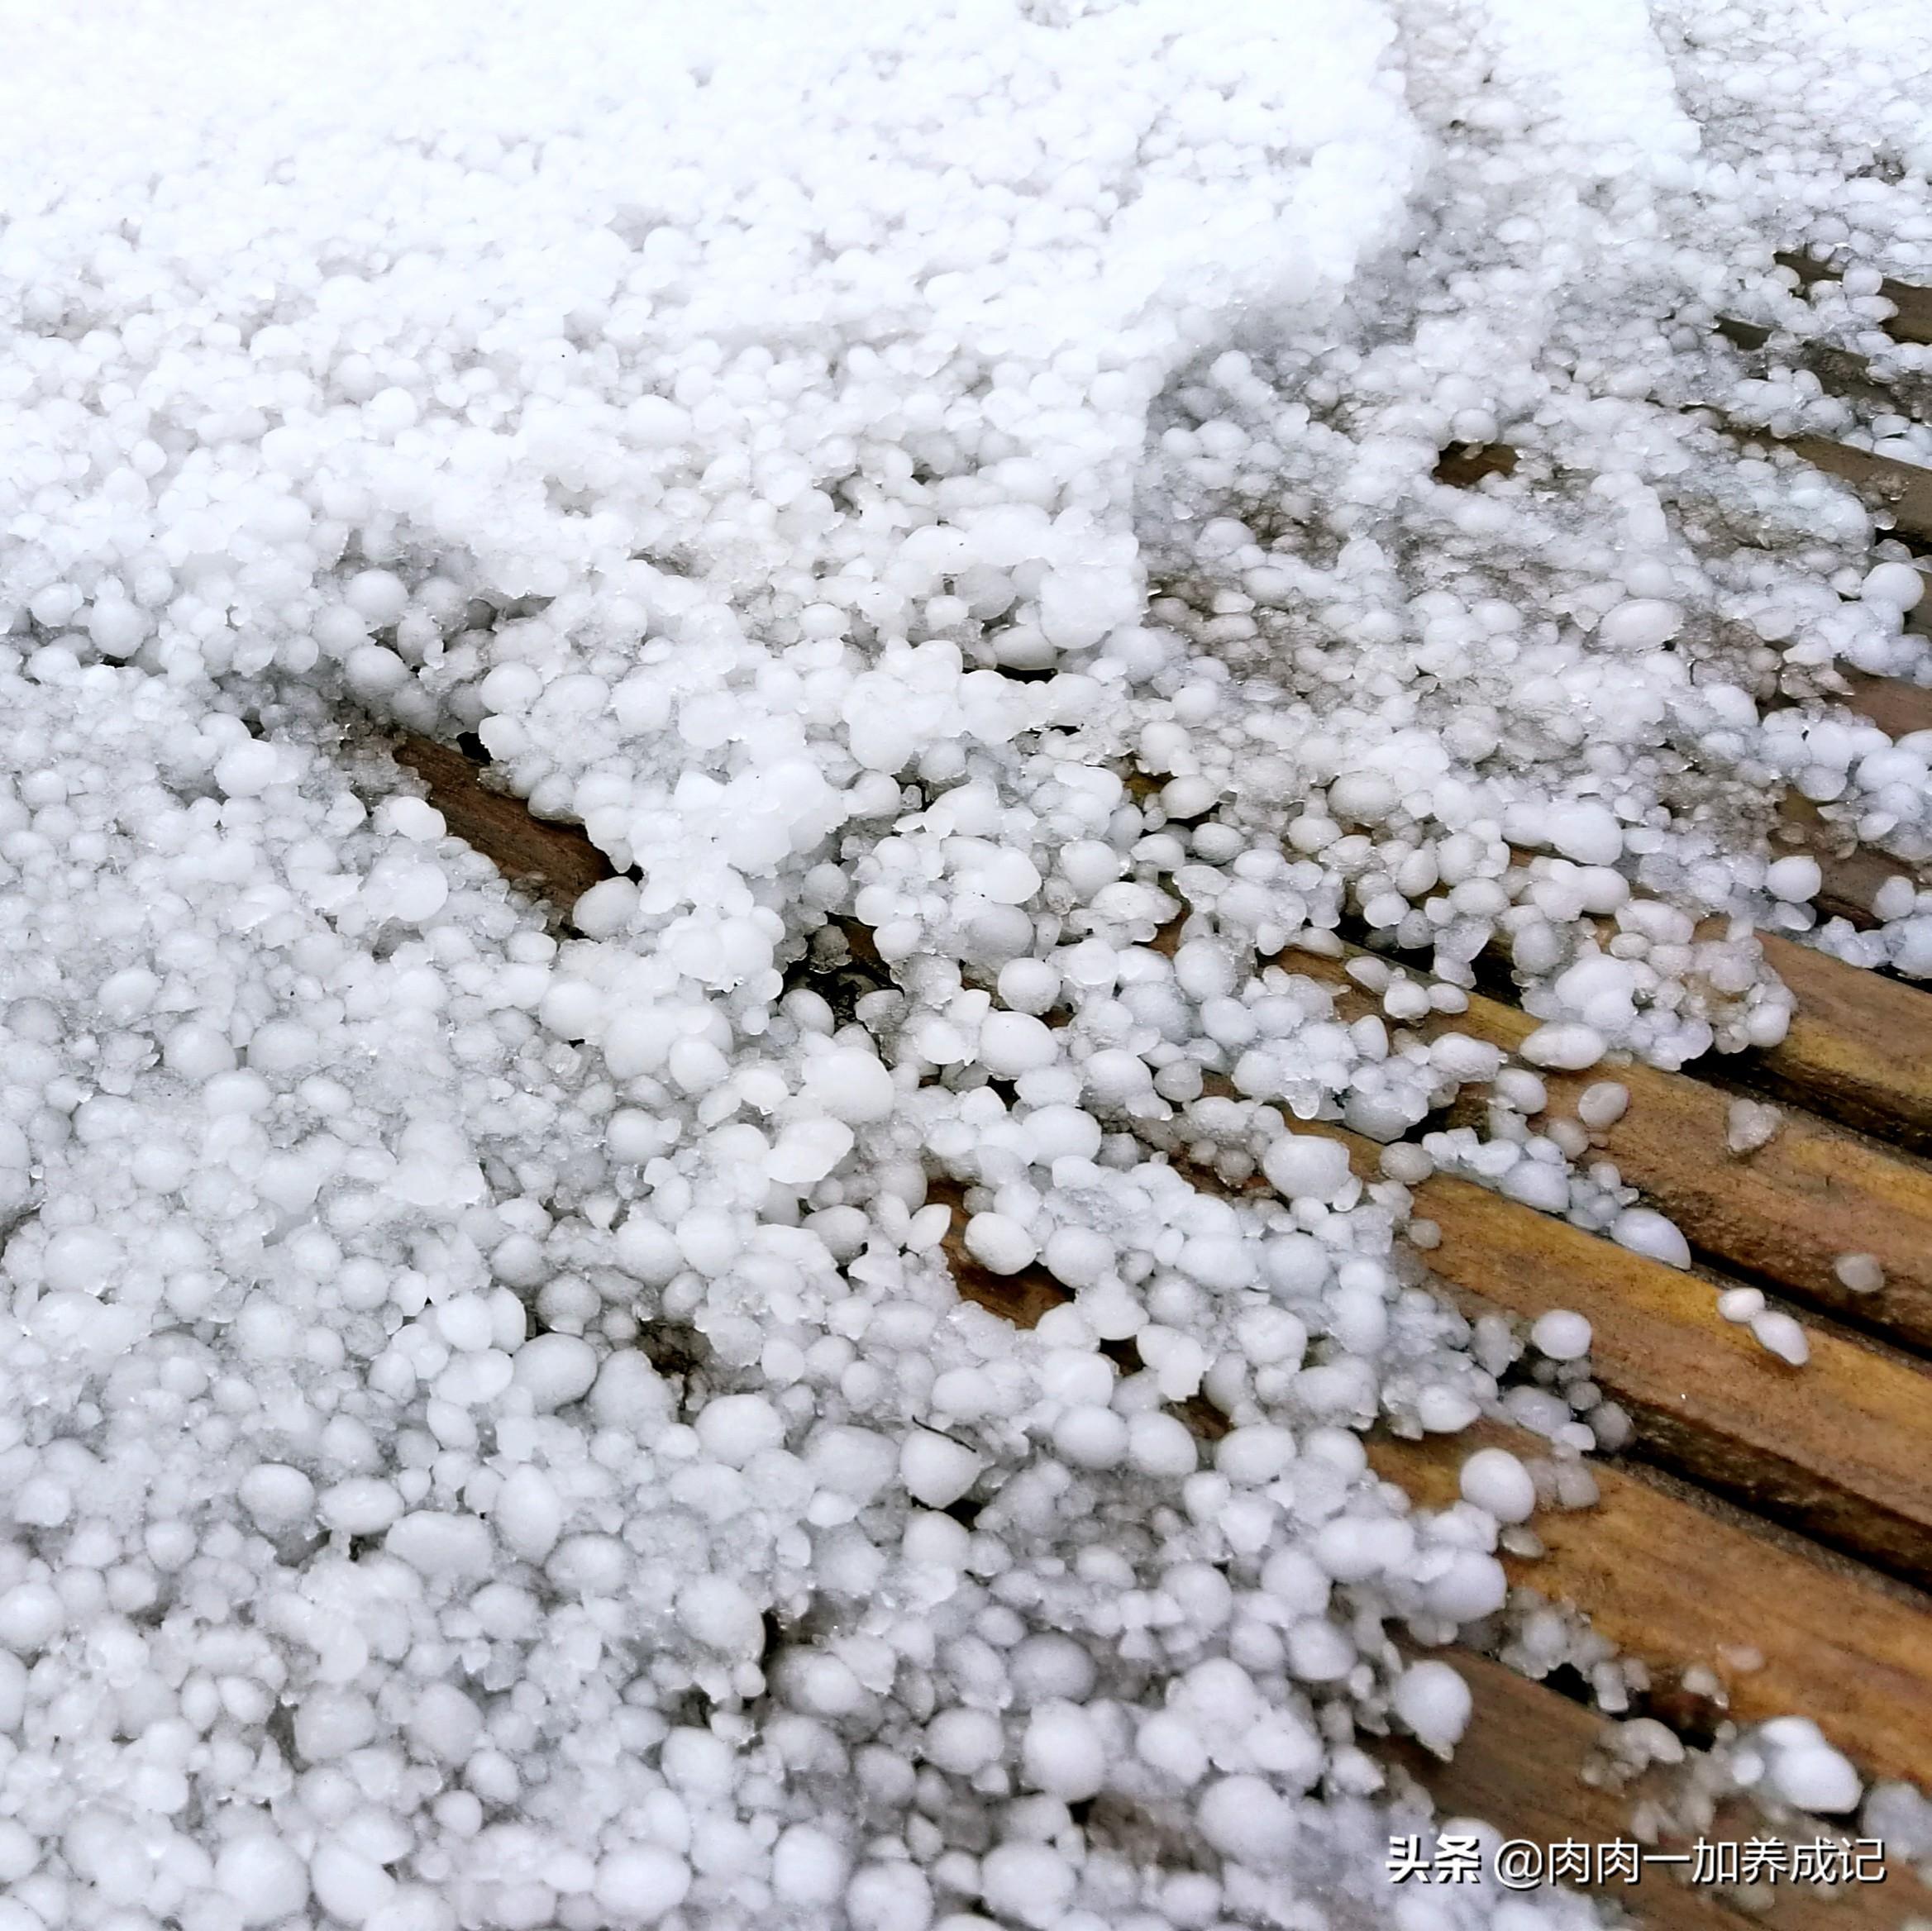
[
  {"xmin": 1295, "ymin": 948, "xmax": 1932, "ymax": 1351},
  {"xmin": 1381, "ymin": 1142, "xmax": 1932, "ymax": 1585},
  {"xmin": 1751, "ymin": 932, "xmax": 1932, "ymax": 1152},
  {"xmin": 394, "ymin": 733, "xmax": 617, "ymax": 909},
  {"xmin": 1395, "ymin": 1651, "xmax": 1931, "ymax": 1931},
  {"xmin": 1367, "ymin": 1425, "xmax": 1932, "ymax": 1787}
]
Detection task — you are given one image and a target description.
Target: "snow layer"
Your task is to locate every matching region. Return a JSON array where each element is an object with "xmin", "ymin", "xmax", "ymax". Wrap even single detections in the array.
[{"xmin": 0, "ymin": 0, "xmax": 1929, "ymax": 1925}]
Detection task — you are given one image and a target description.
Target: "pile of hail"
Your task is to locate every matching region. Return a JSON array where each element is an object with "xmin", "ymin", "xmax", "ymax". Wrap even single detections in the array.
[{"xmin": 0, "ymin": 0, "xmax": 1922, "ymax": 1925}]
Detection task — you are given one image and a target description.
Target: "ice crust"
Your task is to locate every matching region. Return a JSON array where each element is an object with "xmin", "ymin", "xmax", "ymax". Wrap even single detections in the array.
[{"xmin": 0, "ymin": 0, "xmax": 1927, "ymax": 1925}]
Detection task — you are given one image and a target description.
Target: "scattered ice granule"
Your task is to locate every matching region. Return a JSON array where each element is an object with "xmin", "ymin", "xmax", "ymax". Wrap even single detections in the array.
[
  {"xmin": 1575, "ymin": 1080, "xmax": 1629, "ymax": 1129},
  {"xmin": 1765, "ymin": 855, "xmax": 1824, "ymax": 904},
  {"xmin": 1872, "ymin": 875, "xmax": 1918, "ymax": 922},
  {"xmin": 1833, "ymin": 1252, "xmax": 1885, "ymax": 1294},
  {"xmin": 1725, "ymin": 1097, "xmax": 1783, "ymax": 1154},
  {"xmin": 1861, "ymin": 561, "xmax": 1925, "ymax": 610},
  {"xmin": 1757, "ymin": 1718, "xmax": 1863, "ymax": 1814},
  {"xmin": 1751, "ymin": 1309, "xmax": 1812, "ymax": 1366},
  {"xmin": 1459, "ymin": 1446, "xmax": 1538, "ymax": 1524},
  {"xmin": 1530, "ymin": 1310, "xmax": 1593, "ymax": 1361},
  {"xmin": 1261, "ymin": 1130, "xmax": 1356, "ymax": 1204},
  {"xmin": 1544, "ymin": 799, "xmax": 1625, "ymax": 866},
  {"xmin": 1520, "ymin": 1023, "xmax": 1607, "ymax": 1071},
  {"xmin": 1610, "ymin": 1207, "xmax": 1692, "ymax": 1269},
  {"xmin": 962, "ymin": 1211, "xmax": 1040, "ymax": 1275},
  {"xmin": 1391, "ymin": 1658, "xmax": 1475, "ymax": 1757},
  {"xmin": 1718, "ymin": 1286, "xmax": 1767, "ymax": 1324}
]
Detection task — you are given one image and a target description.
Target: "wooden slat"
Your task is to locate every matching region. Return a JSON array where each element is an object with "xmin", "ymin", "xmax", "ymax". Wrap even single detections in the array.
[
  {"xmin": 1367, "ymin": 1425, "xmax": 1932, "ymax": 1786},
  {"xmin": 393, "ymin": 733, "xmax": 616, "ymax": 907},
  {"xmin": 1782, "ymin": 436, "xmax": 1932, "ymax": 543},
  {"xmin": 948, "ymin": 1219, "xmax": 1932, "ymax": 1919},
  {"xmin": 1748, "ymin": 931, "xmax": 1932, "ymax": 1152},
  {"xmin": 1775, "ymin": 251, "xmax": 1932, "ymax": 348},
  {"xmin": 1354, "ymin": 1131, "xmax": 1932, "ymax": 1586},
  {"xmin": 1394, "ymin": 1652, "xmax": 1930, "ymax": 1931},
  {"xmin": 1297, "ymin": 948, "xmax": 1932, "ymax": 1351}
]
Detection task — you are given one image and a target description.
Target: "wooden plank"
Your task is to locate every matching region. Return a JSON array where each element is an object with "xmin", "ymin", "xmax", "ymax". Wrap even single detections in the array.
[
  {"xmin": 1782, "ymin": 436, "xmax": 1932, "ymax": 543},
  {"xmin": 392, "ymin": 733, "xmax": 616, "ymax": 908},
  {"xmin": 1774, "ymin": 251, "xmax": 1932, "ymax": 348},
  {"xmin": 1368, "ymin": 1135, "xmax": 1932, "ymax": 1587},
  {"xmin": 1296, "ymin": 948, "xmax": 1932, "ymax": 1352},
  {"xmin": 944, "ymin": 1204, "xmax": 1932, "ymax": 1812},
  {"xmin": 1748, "ymin": 931, "xmax": 1932, "ymax": 1153},
  {"xmin": 1394, "ymin": 1651, "xmax": 1931, "ymax": 1931},
  {"xmin": 1367, "ymin": 1426, "xmax": 1932, "ymax": 1787},
  {"xmin": 1778, "ymin": 795, "xmax": 1918, "ymax": 931}
]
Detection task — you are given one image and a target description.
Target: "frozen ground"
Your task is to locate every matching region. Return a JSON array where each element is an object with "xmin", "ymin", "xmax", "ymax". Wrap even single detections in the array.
[{"xmin": 0, "ymin": 0, "xmax": 1926, "ymax": 1925}]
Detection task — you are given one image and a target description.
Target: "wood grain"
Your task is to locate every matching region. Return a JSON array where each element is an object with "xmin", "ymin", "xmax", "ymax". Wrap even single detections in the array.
[
  {"xmin": 1395, "ymin": 1651, "xmax": 1930, "ymax": 1931},
  {"xmin": 1367, "ymin": 1134, "xmax": 1932, "ymax": 1587},
  {"xmin": 1367, "ymin": 1425, "xmax": 1932, "ymax": 1787},
  {"xmin": 393, "ymin": 733, "xmax": 617, "ymax": 909},
  {"xmin": 1295, "ymin": 947, "xmax": 1932, "ymax": 1351},
  {"xmin": 1749, "ymin": 931, "xmax": 1932, "ymax": 1152}
]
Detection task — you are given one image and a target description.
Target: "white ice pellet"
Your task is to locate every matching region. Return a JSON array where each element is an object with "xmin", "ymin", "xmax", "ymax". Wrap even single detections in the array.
[
  {"xmin": 1530, "ymin": 1310, "xmax": 1592, "ymax": 1361},
  {"xmin": 800, "ymin": 1047, "xmax": 898, "ymax": 1123},
  {"xmin": 1610, "ymin": 1207, "xmax": 1691, "ymax": 1269},
  {"xmin": 1765, "ymin": 855, "xmax": 1822, "ymax": 904},
  {"xmin": 1520, "ymin": 1023, "xmax": 1607, "ymax": 1070},
  {"xmin": 1261, "ymin": 1132, "xmax": 1355, "ymax": 1204},
  {"xmin": 1597, "ymin": 598, "xmax": 1682, "ymax": 651},
  {"xmin": 1022, "ymin": 1701, "xmax": 1109, "ymax": 1801},
  {"xmin": 1390, "ymin": 1659, "xmax": 1474, "ymax": 1755},
  {"xmin": 1574, "ymin": 1080, "xmax": 1629, "ymax": 1129},
  {"xmin": 963, "ymin": 1212, "xmax": 1039, "ymax": 1275},
  {"xmin": 511, "ymin": 1332, "xmax": 599, "ymax": 1411},
  {"xmin": 1763, "ymin": 1730, "xmax": 1863, "ymax": 1814},
  {"xmin": 1544, "ymin": 800, "xmax": 1624, "ymax": 866},
  {"xmin": 1725, "ymin": 1097, "xmax": 1782, "ymax": 1153},
  {"xmin": 1458, "ymin": 1447, "xmax": 1538, "ymax": 1524},
  {"xmin": 1718, "ymin": 1286, "xmax": 1766, "ymax": 1323},
  {"xmin": 1861, "ymin": 562, "xmax": 1925, "ymax": 611},
  {"xmin": 1833, "ymin": 1252, "xmax": 1886, "ymax": 1294},
  {"xmin": 899, "ymin": 1428, "xmax": 984, "ymax": 1509},
  {"xmin": 215, "ymin": 1838, "xmax": 312, "ymax": 1926},
  {"xmin": 594, "ymin": 1848, "xmax": 694, "ymax": 1924},
  {"xmin": 1751, "ymin": 1309, "xmax": 1810, "ymax": 1366},
  {"xmin": 977, "ymin": 1008, "xmax": 1060, "ymax": 1078}
]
